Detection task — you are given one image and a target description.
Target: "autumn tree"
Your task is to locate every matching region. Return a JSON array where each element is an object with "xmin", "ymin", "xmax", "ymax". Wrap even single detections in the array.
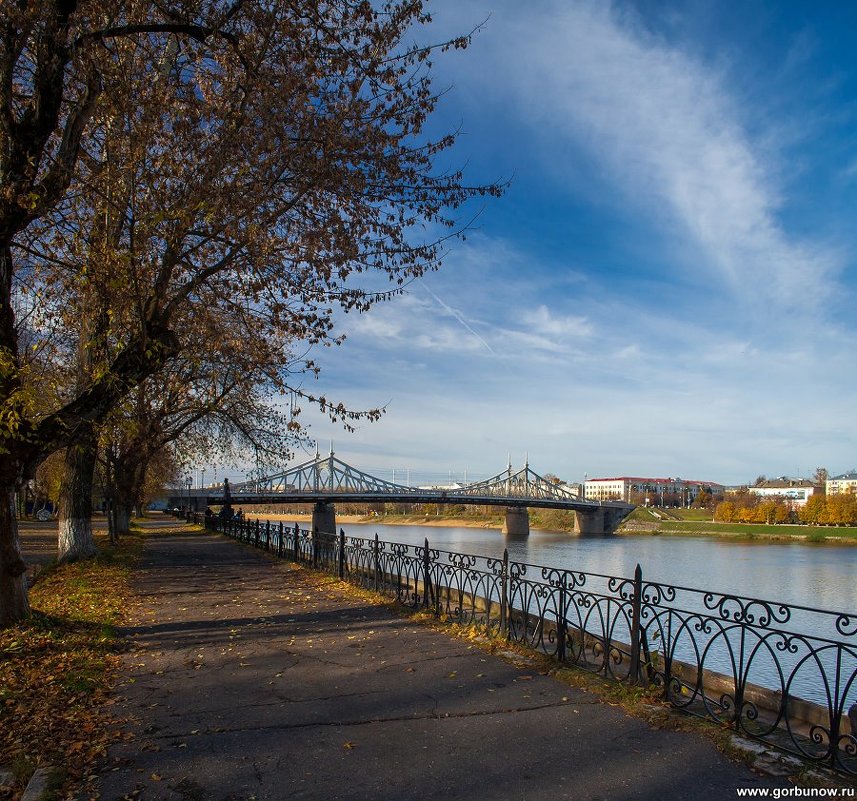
[
  {"xmin": 803, "ymin": 493, "xmax": 857, "ymax": 527},
  {"xmin": 713, "ymin": 500, "xmax": 735, "ymax": 522},
  {"xmin": 100, "ymin": 322, "xmax": 309, "ymax": 540},
  {"xmin": 0, "ymin": 1, "xmax": 502, "ymax": 627},
  {"xmin": 692, "ymin": 489, "xmax": 714, "ymax": 510},
  {"xmin": 799, "ymin": 494, "xmax": 826, "ymax": 525}
]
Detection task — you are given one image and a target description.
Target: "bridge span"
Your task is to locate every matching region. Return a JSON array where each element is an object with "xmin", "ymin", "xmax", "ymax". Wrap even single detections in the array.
[{"xmin": 172, "ymin": 452, "xmax": 634, "ymax": 536}]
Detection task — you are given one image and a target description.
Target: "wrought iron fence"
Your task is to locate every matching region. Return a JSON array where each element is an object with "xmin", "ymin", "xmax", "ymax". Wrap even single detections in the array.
[{"xmin": 193, "ymin": 511, "xmax": 857, "ymax": 776}]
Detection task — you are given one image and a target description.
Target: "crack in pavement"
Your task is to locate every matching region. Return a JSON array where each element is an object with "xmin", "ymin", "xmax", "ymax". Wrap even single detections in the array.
[{"xmin": 142, "ymin": 699, "xmax": 583, "ymax": 740}]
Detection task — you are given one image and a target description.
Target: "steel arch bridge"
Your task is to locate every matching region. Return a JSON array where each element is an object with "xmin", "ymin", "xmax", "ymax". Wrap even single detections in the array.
[
  {"xmin": 229, "ymin": 451, "xmax": 582, "ymax": 504},
  {"xmin": 180, "ymin": 451, "xmax": 634, "ymax": 535}
]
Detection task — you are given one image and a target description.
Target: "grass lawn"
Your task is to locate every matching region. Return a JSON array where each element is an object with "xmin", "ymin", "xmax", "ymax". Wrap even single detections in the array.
[{"xmin": 653, "ymin": 520, "xmax": 857, "ymax": 541}]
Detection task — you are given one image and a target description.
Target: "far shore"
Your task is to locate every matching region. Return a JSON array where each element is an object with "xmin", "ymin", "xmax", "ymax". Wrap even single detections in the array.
[{"xmin": 233, "ymin": 510, "xmax": 506, "ymax": 530}]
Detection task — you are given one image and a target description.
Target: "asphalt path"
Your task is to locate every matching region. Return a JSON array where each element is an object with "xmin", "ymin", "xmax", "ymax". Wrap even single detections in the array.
[{"xmin": 97, "ymin": 523, "xmax": 789, "ymax": 801}]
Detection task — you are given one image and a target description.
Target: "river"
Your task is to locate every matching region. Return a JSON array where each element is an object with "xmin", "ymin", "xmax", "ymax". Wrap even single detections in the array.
[{"xmin": 327, "ymin": 521, "xmax": 857, "ymax": 615}]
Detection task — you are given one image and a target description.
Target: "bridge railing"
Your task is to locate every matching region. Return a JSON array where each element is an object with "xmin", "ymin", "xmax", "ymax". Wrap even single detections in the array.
[{"xmin": 189, "ymin": 511, "xmax": 857, "ymax": 776}]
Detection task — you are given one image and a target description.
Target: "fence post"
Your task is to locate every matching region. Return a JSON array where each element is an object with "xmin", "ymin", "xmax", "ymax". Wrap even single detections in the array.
[
  {"xmin": 293, "ymin": 524, "xmax": 300, "ymax": 562},
  {"xmin": 374, "ymin": 533, "xmax": 380, "ymax": 592},
  {"xmin": 338, "ymin": 529, "xmax": 346, "ymax": 579},
  {"xmin": 556, "ymin": 571, "xmax": 568, "ymax": 663},
  {"xmin": 732, "ymin": 630, "xmax": 747, "ymax": 728},
  {"xmin": 278, "ymin": 522, "xmax": 284, "ymax": 557},
  {"xmin": 629, "ymin": 563, "xmax": 643, "ymax": 685},
  {"xmin": 312, "ymin": 527, "xmax": 319, "ymax": 568},
  {"xmin": 500, "ymin": 549, "xmax": 509, "ymax": 639},
  {"xmin": 255, "ymin": 519, "xmax": 260, "ymax": 548},
  {"xmin": 422, "ymin": 537, "xmax": 431, "ymax": 609}
]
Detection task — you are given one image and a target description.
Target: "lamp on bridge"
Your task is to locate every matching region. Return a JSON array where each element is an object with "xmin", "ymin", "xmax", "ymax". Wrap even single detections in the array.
[{"xmin": 221, "ymin": 477, "xmax": 233, "ymax": 520}]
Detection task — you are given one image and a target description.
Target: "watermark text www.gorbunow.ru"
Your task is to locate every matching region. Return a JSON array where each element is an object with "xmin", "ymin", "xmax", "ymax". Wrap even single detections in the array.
[{"xmin": 737, "ymin": 789, "xmax": 855, "ymax": 798}]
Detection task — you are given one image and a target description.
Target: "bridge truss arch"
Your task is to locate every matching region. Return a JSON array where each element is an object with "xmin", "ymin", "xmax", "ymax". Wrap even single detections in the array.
[{"xmin": 229, "ymin": 451, "xmax": 582, "ymax": 503}]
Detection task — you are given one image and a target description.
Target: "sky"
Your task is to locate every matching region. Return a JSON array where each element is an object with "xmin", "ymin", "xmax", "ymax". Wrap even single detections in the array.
[{"xmin": 254, "ymin": 0, "xmax": 857, "ymax": 488}]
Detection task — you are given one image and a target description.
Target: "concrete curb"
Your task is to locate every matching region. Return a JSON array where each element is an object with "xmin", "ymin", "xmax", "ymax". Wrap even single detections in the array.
[{"xmin": 20, "ymin": 766, "xmax": 53, "ymax": 801}]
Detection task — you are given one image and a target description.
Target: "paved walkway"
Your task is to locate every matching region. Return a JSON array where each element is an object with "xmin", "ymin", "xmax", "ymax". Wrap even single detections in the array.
[{"xmin": 98, "ymin": 523, "xmax": 790, "ymax": 801}]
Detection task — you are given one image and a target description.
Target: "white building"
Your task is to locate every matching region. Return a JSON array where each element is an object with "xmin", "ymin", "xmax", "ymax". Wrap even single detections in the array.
[
  {"xmin": 747, "ymin": 478, "xmax": 820, "ymax": 508},
  {"xmin": 826, "ymin": 471, "xmax": 857, "ymax": 496},
  {"xmin": 583, "ymin": 477, "xmax": 724, "ymax": 505}
]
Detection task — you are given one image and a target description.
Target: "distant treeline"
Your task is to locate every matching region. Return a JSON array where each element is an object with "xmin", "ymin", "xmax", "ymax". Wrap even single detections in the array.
[{"xmin": 714, "ymin": 492, "xmax": 857, "ymax": 526}]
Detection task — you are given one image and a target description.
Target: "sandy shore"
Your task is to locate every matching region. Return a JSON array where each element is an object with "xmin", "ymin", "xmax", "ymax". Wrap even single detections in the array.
[{"xmin": 233, "ymin": 510, "xmax": 506, "ymax": 530}]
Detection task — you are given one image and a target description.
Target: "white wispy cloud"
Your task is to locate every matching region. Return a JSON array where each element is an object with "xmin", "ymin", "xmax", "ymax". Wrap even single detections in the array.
[
  {"xmin": 521, "ymin": 305, "xmax": 593, "ymax": 339},
  {"xmin": 465, "ymin": 1, "xmax": 841, "ymax": 312}
]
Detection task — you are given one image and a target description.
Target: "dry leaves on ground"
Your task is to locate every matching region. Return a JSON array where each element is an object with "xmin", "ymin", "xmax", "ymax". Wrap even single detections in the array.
[{"xmin": 0, "ymin": 533, "xmax": 141, "ymax": 800}]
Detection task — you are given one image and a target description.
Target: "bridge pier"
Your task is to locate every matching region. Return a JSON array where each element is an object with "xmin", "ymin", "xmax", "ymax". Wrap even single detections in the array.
[
  {"xmin": 573, "ymin": 509, "xmax": 604, "ymax": 536},
  {"xmin": 573, "ymin": 505, "xmax": 629, "ymax": 536},
  {"xmin": 502, "ymin": 506, "xmax": 529, "ymax": 536},
  {"xmin": 312, "ymin": 502, "xmax": 337, "ymax": 535}
]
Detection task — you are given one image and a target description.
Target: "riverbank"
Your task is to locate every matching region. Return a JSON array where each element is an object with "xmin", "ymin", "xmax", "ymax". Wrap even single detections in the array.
[
  {"xmin": 235, "ymin": 509, "xmax": 507, "ymax": 529},
  {"xmin": 622, "ymin": 519, "xmax": 857, "ymax": 544}
]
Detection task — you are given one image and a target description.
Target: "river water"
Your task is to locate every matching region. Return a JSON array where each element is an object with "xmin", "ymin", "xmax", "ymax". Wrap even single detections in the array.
[{"xmin": 333, "ymin": 521, "xmax": 857, "ymax": 616}]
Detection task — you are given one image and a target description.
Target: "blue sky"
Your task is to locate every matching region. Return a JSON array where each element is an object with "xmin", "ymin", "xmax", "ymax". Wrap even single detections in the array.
[{"xmin": 281, "ymin": 0, "xmax": 857, "ymax": 488}]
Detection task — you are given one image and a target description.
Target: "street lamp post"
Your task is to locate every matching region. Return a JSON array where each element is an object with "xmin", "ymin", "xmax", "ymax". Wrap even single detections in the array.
[{"xmin": 186, "ymin": 475, "xmax": 193, "ymax": 521}]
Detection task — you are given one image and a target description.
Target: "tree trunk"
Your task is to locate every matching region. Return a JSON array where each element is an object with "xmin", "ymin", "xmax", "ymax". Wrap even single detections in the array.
[
  {"xmin": 112, "ymin": 453, "xmax": 146, "ymax": 538},
  {"xmin": 0, "ymin": 484, "xmax": 30, "ymax": 627},
  {"xmin": 105, "ymin": 495, "xmax": 118, "ymax": 545},
  {"xmin": 114, "ymin": 500, "xmax": 131, "ymax": 537},
  {"xmin": 57, "ymin": 428, "xmax": 98, "ymax": 562}
]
